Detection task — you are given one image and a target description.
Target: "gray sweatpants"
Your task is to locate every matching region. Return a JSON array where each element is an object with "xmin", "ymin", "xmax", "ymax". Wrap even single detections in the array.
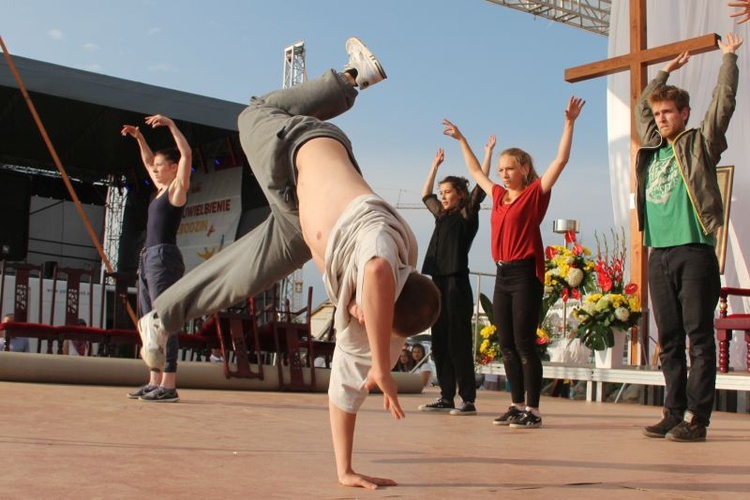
[{"xmin": 154, "ymin": 69, "xmax": 360, "ymax": 333}]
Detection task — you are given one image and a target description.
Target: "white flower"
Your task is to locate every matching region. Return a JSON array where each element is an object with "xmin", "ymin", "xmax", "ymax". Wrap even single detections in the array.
[
  {"xmin": 582, "ymin": 302, "xmax": 596, "ymax": 315},
  {"xmin": 567, "ymin": 268, "xmax": 584, "ymax": 288},
  {"xmin": 614, "ymin": 307, "xmax": 630, "ymax": 322},
  {"xmin": 544, "ymin": 285, "xmax": 554, "ymax": 295}
]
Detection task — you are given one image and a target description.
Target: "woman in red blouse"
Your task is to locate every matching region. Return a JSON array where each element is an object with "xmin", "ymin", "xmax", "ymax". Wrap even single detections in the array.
[{"xmin": 443, "ymin": 96, "xmax": 584, "ymax": 428}]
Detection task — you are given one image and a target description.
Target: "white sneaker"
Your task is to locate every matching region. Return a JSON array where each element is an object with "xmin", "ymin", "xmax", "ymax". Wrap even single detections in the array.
[
  {"xmin": 138, "ymin": 310, "xmax": 167, "ymax": 370},
  {"xmin": 345, "ymin": 37, "xmax": 387, "ymax": 90}
]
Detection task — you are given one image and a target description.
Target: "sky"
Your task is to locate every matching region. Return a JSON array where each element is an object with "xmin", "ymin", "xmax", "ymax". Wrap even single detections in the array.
[{"xmin": 1, "ymin": 0, "xmax": 613, "ymax": 304}]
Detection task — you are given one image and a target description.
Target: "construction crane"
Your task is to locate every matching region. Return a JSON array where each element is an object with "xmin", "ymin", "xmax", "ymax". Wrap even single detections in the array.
[{"xmin": 278, "ymin": 41, "xmax": 307, "ymax": 313}]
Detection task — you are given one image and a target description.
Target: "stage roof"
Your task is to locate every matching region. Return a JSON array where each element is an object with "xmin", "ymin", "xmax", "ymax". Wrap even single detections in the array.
[{"xmin": 0, "ymin": 54, "xmax": 246, "ymax": 184}]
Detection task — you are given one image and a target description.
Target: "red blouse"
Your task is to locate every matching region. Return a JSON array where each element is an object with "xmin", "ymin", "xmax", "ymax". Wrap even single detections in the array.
[{"xmin": 490, "ymin": 179, "xmax": 551, "ymax": 282}]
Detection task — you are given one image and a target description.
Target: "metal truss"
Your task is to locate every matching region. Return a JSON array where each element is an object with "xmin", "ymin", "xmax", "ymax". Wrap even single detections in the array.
[{"xmin": 484, "ymin": 0, "xmax": 611, "ymax": 36}]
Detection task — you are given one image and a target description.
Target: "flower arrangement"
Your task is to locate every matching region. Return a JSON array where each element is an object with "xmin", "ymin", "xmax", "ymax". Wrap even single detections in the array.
[
  {"xmin": 476, "ymin": 294, "xmax": 551, "ymax": 365},
  {"xmin": 477, "ymin": 323, "xmax": 499, "ymax": 365},
  {"xmin": 593, "ymin": 228, "xmax": 627, "ymax": 294},
  {"xmin": 543, "ymin": 242, "xmax": 596, "ymax": 304},
  {"xmin": 571, "ymin": 286, "xmax": 642, "ymax": 350},
  {"xmin": 571, "ymin": 229, "xmax": 642, "ymax": 351}
]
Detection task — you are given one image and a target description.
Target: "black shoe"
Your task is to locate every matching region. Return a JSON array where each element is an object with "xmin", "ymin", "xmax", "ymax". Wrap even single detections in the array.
[
  {"xmin": 139, "ymin": 386, "xmax": 179, "ymax": 403},
  {"xmin": 509, "ymin": 410, "xmax": 543, "ymax": 428},
  {"xmin": 127, "ymin": 384, "xmax": 158, "ymax": 399},
  {"xmin": 418, "ymin": 398, "xmax": 454, "ymax": 412},
  {"xmin": 493, "ymin": 405, "xmax": 524, "ymax": 426},
  {"xmin": 666, "ymin": 413, "xmax": 707, "ymax": 442},
  {"xmin": 449, "ymin": 401, "xmax": 477, "ymax": 416},
  {"xmin": 643, "ymin": 413, "xmax": 682, "ymax": 438}
]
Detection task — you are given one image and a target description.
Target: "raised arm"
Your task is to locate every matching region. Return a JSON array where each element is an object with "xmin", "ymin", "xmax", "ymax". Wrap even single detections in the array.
[
  {"xmin": 481, "ymin": 134, "xmax": 496, "ymax": 176},
  {"xmin": 728, "ymin": 1, "xmax": 750, "ymax": 24},
  {"xmin": 442, "ymin": 120, "xmax": 494, "ymax": 196},
  {"xmin": 120, "ymin": 124, "xmax": 156, "ymax": 174},
  {"xmin": 145, "ymin": 114, "xmax": 192, "ymax": 206},
  {"xmin": 539, "ymin": 96, "xmax": 585, "ymax": 194},
  {"xmin": 421, "ymin": 148, "xmax": 444, "ymax": 198}
]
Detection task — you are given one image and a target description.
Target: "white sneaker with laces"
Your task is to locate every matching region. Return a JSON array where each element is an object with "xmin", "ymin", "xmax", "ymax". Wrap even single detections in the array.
[
  {"xmin": 138, "ymin": 310, "xmax": 167, "ymax": 370},
  {"xmin": 345, "ymin": 37, "xmax": 387, "ymax": 90}
]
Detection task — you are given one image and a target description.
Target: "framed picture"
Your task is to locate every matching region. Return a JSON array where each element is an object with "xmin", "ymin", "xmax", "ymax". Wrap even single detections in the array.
[{"xmin": 715, "ymin": 165, "xmax": 734, "ymax": 275}]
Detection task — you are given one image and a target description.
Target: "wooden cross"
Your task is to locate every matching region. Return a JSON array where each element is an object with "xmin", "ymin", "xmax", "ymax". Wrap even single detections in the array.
[{"xmin": 563, "ymin": 0, "xmax": 720, "ymax": 364}]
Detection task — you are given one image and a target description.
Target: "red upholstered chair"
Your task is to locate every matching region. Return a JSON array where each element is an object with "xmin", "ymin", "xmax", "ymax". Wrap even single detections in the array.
[
  {"xmin": 0, "ymin": 262, "xmax": 58, "ymax": 353},
  {"xmin": 714, "ymin": 287, "xmax": 750, "ymax": 373}
]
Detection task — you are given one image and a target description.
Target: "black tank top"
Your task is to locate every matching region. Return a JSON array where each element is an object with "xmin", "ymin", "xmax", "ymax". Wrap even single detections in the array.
[{"xmin": 145, "ymin": 190, "xmax": 183, "ymax": 247}]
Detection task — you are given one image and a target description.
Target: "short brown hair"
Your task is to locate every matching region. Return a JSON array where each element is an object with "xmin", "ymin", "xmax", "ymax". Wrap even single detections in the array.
[
  {"xmin": 393, "ymin": 273, "xmax": 441, "ymax": 337},
  {"xmin": 648, "ymin": 85, "xmax": 691, "ymax": 115}
]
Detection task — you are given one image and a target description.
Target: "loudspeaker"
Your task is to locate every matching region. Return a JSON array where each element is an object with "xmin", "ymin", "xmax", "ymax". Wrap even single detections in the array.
[{"xmin": 0, "ymin": 170, "xmax": 31, "ymax": 261}]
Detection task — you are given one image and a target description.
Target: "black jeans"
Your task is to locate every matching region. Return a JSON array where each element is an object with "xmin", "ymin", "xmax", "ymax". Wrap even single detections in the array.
[
  {"xmin": 649, "ymin": 244, "xmax": 720, "ymax": 427},
  {"xmin": 139, "ymin": 244, "xmax": 185, "ymax": 373},
  {"xmin": 493, "ymin": 259, "xmax": 543, "ymax": 408},
  {"xmin": 431, "ymin": 273, "xmax": 476, "ymax": 403}
]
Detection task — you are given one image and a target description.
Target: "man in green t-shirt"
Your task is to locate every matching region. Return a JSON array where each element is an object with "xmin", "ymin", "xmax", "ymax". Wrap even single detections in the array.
[{"xmin": 635, "ymin": 33, "xmax": 743, "ymax": 443}]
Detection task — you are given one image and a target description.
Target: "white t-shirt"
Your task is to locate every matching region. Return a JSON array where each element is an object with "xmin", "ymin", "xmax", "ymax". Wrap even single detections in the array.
[{"xmin": 324, "ymin": 194, "xmax": 418, "ymax": 413}]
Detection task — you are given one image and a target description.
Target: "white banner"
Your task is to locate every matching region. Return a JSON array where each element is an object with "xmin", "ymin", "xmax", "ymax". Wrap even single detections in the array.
[{"xmin": 176, "ymin": 166, "xmax": 242, "ymax": 272}]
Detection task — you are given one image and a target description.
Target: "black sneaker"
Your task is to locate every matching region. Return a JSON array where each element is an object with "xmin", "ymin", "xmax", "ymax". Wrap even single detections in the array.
[
  {"xmin": 643, "ymin": 413, "xmax": 682, "ymax": 438},
  {"xmin": 127, "ymin": 384, "xmax": 158, "ymax": 399},
  {"xmin": 666, "ymin": 413, "xmax": 707, "ymax": 442},
  {"xmin": 509, "ymin": 410, "xmax": 543, "ymax": 428},
  {"xmin": 493, "ymin": 405, "xmax": 524, "ymax": 426},
  {"xmin": 449, "ymin": 401, "xmax": 477, "ymax": 416},
  {"xmin": 139, "ymin": 386, "xmax": 179, "ymax": 403},
  {"xmin": 418, "ymin": 398, "xmax": 454, "ymax": 412}
]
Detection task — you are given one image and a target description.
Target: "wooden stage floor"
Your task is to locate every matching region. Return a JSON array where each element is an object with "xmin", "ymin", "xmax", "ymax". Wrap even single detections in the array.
[{"xmin": 0, "ymin": 382, "xmax": 749, "ymax": 499}]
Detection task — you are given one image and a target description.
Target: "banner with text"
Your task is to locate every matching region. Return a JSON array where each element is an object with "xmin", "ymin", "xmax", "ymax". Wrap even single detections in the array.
[{"xmin": 177, "ymin": 166, "xmax": 242, "ymax": 272}]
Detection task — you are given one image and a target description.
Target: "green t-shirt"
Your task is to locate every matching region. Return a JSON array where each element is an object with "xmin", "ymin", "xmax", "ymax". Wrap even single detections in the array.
[{"xmin": 643, "ymin": 145, "xmax": 715, "ymax": 248}]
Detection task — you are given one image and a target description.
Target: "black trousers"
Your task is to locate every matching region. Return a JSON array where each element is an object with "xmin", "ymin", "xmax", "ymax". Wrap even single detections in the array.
[
  {"xmin": 649, "ymin": 244, "xmax": 720, "ymax": 427},
  {"xmin": 431, "ymin": 273, "xmax": 476, "ymax": 403},
  {"xmin": 493, "ymin": 259, "xmax": 543, "ymax": 408}
]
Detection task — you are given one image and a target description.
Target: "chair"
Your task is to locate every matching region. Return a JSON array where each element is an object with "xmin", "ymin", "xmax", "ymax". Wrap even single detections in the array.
[
  {"xmin": 253, "ymin": 286, "xmax": 318, "ymax": 391},
  {"xmin": 53, "ymin": 266, "xmax": 108, "ymax": 355},
  {"xmin": 714, "ymin": 287, "xmax": 750, "ymax": 373},
  {"xmin": 211, "ymin": 310, "xmax": 264, "ymax": 379},
  {"xmin": 98, "ymin": 272, "xmax": 141, "ymax": 357},
  {"xmin": 0, "ymin": 262, "xmax": 58, "ymax": 353}
]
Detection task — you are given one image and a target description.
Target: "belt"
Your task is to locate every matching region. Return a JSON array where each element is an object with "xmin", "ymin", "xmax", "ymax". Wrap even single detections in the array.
[{"xmin": 495, "ymin": 258, "xmax": 535, "ymax": 268}]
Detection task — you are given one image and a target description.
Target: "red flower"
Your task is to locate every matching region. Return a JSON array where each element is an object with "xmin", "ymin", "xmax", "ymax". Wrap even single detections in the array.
[
  {"xmin": 598, "ymin": 275, "xmax": 613, "ymax": 292},
  {"xmin": 545, "ymin": 246, "xmax": 557, "ymax": 260},
  {"xmin": 624, "ymin": 282, "xmax": 639, "ymax": 295},
  {"xmin": 565, "ymin": 230, "xmax": 577, "ymax": 244},
  {"xmin": 572, "ymin": 288, "xmax": 581, "ymax": 300},
  {"xmin": 561, "ymin": 288, "xmax": 569, "ymax": 303},
  {"xmin": 572, "ymin": 243, "xmax": 583, "ymax": 255}
]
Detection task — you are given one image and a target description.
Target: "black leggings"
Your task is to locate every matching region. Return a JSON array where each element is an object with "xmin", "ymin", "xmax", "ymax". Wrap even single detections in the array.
[{"xmin": 492, "ymin": 259, "xmax": 543, "ymax": 408}]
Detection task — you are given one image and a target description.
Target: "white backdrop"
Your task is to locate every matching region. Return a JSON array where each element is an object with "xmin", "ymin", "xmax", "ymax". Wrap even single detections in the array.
[{"xmin": 607, "ymin": 0, "xmax": 750, "ymax": 365}]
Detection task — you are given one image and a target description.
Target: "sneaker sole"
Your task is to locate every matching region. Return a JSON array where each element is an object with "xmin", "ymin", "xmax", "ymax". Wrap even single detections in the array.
[
  {"xmin": 418, "ymin": 407, "xmax": 454, "ymax": 412},
  {"xmin": 139, "ymin": 397, "xmax": 179, "ymax": 403},
  {"xmin": 643, "ymin": 429, "xmax": 668, "ymax": 438},
  {"xmin": 665, "ymin": 434, "xmax": 706, "ymax": 442},
  {"xmin": 449, "ymin": 411, "xmax": 476, "ymax": 416},
  {"xmin": 138, "ymin": 314, "xmax": 167, "ymax": 370},
  {"xmin": 509, "ymin": 422, "xmax": 543, "ymax": 429},
  {"xmin": 493, "ymin": 420, "xmax": 513, "ymax": 426},
  {"xmin": 345, "ymin": 37, "xmax": 387, "ymax": 88}
]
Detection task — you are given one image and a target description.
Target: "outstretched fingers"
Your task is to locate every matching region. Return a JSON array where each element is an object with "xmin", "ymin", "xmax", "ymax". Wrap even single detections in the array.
[
  {"xmin": 565, "ymin": 96, "xmax": 586, "ymax": 121},
  {"xmin": 441, "ymin": 119, "xmax": 463, "ymax": 141}
]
